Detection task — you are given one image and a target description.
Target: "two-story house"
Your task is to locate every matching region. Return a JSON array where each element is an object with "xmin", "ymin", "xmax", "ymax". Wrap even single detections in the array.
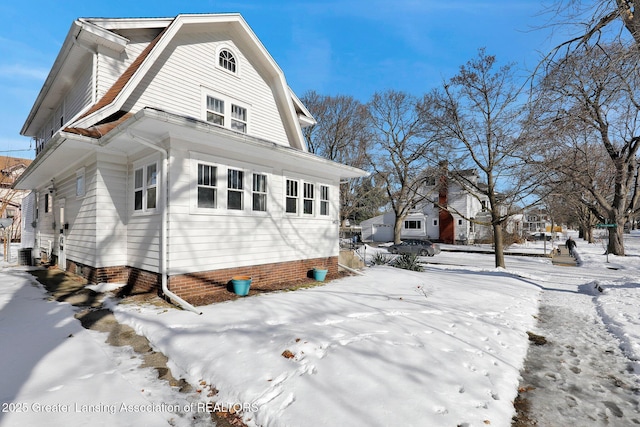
[
  {"xmin": 361, "ymin": 169, "xmax": 492, "ymax": 244},
  {"xmin": 14, "ymin": 14, "xmax": 366, "ymax": 310}
]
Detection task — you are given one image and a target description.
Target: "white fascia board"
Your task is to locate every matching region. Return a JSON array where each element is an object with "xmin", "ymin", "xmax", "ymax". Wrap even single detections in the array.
[
  {"xmin": 76, "ymin": 18, "xmax": 129, "ymax": 52},
  {"xmin": 82, "ymin": 17, "xmax": 174, "ymax": 31}
]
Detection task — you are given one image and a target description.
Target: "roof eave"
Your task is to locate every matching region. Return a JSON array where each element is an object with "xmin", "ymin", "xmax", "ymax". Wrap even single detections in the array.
[{"xmin": 21, "ymin": 19, "xmax": 129, "ymax": 136}]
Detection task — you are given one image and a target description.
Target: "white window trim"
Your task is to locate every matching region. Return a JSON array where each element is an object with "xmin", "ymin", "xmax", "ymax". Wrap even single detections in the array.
[
  {"xmin": 201, "ymin": 87, "xmax": 250, "ymax": 134},
  {"xmin": 303, "ymin": 182, "xmax": 315, "ymax": 215},
  {"xmin": 319, "ymin": 185, "xmax": 329, "ymax": 216},
  {"xmin": 215, "ymin": 45, "xmax": 240, "ymax": 77},
  {"xmin": 189, "ymin": 152, "xmax": 271, "ymax": 216},
  {"xmin": 252, "ymin": 172, "xmax": 268, "ymax": 212},
  {"xmin": 284, "ymin": 174, "xmax": 332, "ymax": 219},
  {"xmin": 404, "ymin": 220, "xmax": 422, "ymax": 230},
  {"xmin": 132, "ymin": 157, "xmax": 160, "ymax": 215}
]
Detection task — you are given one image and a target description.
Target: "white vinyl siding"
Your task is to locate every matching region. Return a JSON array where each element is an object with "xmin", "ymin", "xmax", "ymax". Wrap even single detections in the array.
[
  {"xmin": 65, "ymin": 63, "xmax": 93, "ymax": 122},
  {"xmin": 169, "ymin": 146, "xmax": 340, "ymax": 275},
  {"xmin": 96, "ymin": 30, "xmax": 156, "ymax": 100},
  {"xmin": 123, "ymin": 32, "xmax": 289, "ymax": 145},
  {"xmin": 35, "ymin": 63, "xmax": 93, "ymax": 150}
]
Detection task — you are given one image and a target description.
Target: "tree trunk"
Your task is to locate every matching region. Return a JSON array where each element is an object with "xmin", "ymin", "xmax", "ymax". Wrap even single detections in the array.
[
  {"xmin": 608, "ymin": 225, "xmax": 625, "ymax": 255},
  {"xmin": 393, "ymin": 214, "xmax": 404, "ymax": 244},
  {"xmin": 584, "ymin": 227, "xmax": 593, "ymax": 244},
  {"xmin": 493, "ymin": 223, "xmax": 505, "ymax": 268}
]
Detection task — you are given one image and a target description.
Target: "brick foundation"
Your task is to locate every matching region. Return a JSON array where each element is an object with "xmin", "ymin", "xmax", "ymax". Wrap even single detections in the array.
[{"xmin": 64, "ymin": 256, "xmax": 338, "ymax": 303}]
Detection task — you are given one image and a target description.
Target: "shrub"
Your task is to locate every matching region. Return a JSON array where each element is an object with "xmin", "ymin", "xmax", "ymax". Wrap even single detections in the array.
[
  {"xmin": 371, "ymin": 252, "xmax": 392, "ymax": 265},
  {"xmin": 392, "ymin": 253, "xmax": 424, "ymax": 272}
]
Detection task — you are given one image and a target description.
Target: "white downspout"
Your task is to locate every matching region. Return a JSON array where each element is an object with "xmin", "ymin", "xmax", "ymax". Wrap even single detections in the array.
[{"xmin": 127, "ymin": 129, "xmax": 202, "ymax": 314}]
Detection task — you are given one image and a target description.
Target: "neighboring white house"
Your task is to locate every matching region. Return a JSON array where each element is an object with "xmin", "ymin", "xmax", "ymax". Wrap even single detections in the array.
[
  {"xmin": 14, "ymin": 14, "xmax": 366, "ymax": 307},
  {"xmin": 361, "ymin": 169, "xmax": 492, "ymax": 244}
]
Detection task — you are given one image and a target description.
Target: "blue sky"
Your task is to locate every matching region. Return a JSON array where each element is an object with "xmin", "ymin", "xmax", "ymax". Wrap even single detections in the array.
[{"xmin": 0, "ymin": 1, "xmax": 563, "ymax": 159}]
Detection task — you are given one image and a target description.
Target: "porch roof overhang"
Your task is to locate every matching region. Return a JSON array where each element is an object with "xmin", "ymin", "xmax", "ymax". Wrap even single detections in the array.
[{"xmin": 14, "ymin": 107, "xmax": 368, "ymax": 190}]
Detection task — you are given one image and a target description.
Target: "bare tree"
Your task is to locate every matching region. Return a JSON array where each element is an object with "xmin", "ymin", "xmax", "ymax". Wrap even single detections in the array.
[
  {"xmin": 301, "ymin": 91, "xmax": 383, "ymax": 225},
  {"xmin": 366, "ymin": 90, "xmax": 436, "ymax": 243},
  {"xmin": 428, "ymin": 49, "xmax": 530, "ymax": 268},
  {"xmin": 544, "ymin": 1, "xmax": 640, "ymax": 52},
  {"xmin": 528, "ymin": 42, "xmax": 640, "ymax": 255}
]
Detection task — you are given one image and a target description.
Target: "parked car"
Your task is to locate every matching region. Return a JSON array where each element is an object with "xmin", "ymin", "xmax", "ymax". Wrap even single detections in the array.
[
  {"xmin": 527, "ymin": 232, "xmax": 552, "ymax": 241},
  {"xmin": 388, "ymin": 239, "xmax": 441, "ymax": 256}
]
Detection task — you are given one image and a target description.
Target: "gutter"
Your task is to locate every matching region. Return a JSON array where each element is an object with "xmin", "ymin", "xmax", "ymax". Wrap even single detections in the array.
[{"xmin": 127, "ymin": 129, "xmax": 202, "ymax": 315}]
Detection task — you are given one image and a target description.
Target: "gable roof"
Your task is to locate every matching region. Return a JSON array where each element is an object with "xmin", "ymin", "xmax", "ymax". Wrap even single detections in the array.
[{"xmin": 26, "ymin": 14, "xmax": 314, "ymax": 151}]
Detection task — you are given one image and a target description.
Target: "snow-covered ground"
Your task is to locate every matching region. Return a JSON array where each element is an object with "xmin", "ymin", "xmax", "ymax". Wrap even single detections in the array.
[{"xmin": 1, "ymin": 231, "xmax": 639, "ymax": 426}]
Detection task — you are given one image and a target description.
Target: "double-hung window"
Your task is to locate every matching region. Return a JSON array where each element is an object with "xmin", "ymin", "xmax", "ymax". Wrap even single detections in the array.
[
  {"xmin": 227, "ymin": 169, "xmax": 244, "ymax": 210},
  {"xmin": 252, "ymin": 173, "xmax": 267, "ymax": 212},
  {"xmin": 197, "ymin": 163, "xmax": 217, "ymax": 208},
  {"xmin": 204, "ymin": 92, "xmax": 249, "ymax": 134},
  {"xmin": 303, "ymin": 182, "xmax": 315, "ymax": 215},
  {"xmin": 320, "ymin": 185, "xmax": 329, "ymax": 216},
  {"xmin": 206, "ymin": 96, "xmax": 225, "ymax": 126},
  {"xmin": 231, "ymin": 105, "xmax": 247, "ymax": 133},
  {"xmin": 134, "ymin": 162, "xmax": 158, "ymax": 212},
  {"xmin": 285, "ymin": 179, "xmax": 298, "ymax": 214}
]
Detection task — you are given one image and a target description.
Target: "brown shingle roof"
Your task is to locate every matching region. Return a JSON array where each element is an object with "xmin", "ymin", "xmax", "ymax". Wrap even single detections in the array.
[
  {"xmin": 1, "ymin": 156, "xmax": 32, "ymax": 186},
  {"xmin": 64, "ymin": 111, "xmax": 133, "ymax": 139},
  {"xmin": 0, "ymin": 156, "xmax": 32, "ymax": 171}
]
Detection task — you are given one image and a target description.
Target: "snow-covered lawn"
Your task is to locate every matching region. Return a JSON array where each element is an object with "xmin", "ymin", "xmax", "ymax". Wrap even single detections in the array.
[{"xmin": 1, "ymin": 232, "xmax": 639, "ymax": 426}]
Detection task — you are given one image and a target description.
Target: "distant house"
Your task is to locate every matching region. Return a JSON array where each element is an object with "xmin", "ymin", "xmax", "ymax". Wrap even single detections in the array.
[
  {"xmin": 14, "ymin": 14, "xmax": 366, "ymax": 308},
  {"xmin": 523, "ymin": 208, "xmax": 562, "ymax": 237},
  {"xmin": 361, "ymin": 169, "xmax": 492, "ymax": 244},
  {"xmin": 0, "ymin": 156, "xmax": 32, "ymax": 241}
]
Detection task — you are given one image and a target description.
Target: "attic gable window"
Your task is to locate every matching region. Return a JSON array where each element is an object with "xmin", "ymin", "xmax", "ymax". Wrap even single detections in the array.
[{"xmin": 218, "ymin": 49, "xmax": 237, "ymax": 73}]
